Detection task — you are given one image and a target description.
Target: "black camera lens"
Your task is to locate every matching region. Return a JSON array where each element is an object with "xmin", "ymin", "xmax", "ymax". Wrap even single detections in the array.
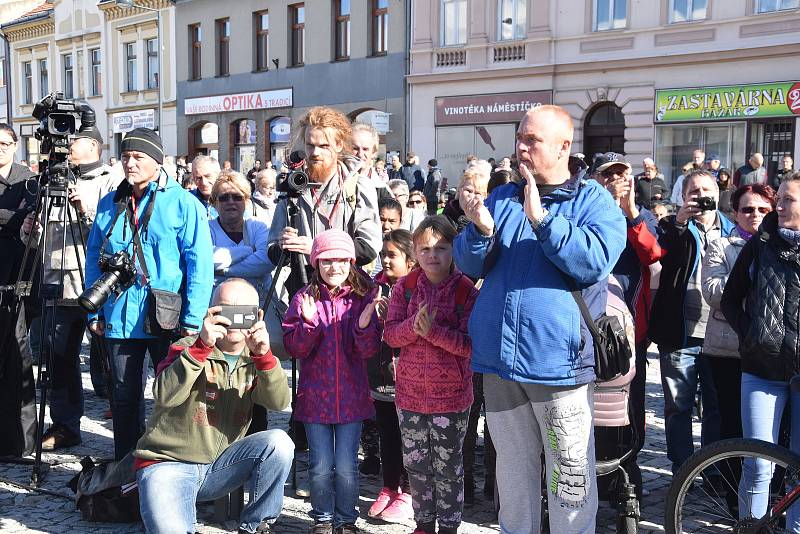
[
  {"xmin": 49, "ymin": 113, "xmax": 76, "ymax": 135},
  {"xmin": 287, "ymin": 170, "xmax": 308, "ymax": 191},
  {"xmin": 78, "ymin": 271, "xmax": 122, "ymax": 313}
]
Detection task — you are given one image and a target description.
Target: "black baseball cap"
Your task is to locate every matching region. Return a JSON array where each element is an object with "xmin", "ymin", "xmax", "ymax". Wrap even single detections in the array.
[{"xmin": 591, "ymin": 152, "xmax": 631, "ymax": 174}]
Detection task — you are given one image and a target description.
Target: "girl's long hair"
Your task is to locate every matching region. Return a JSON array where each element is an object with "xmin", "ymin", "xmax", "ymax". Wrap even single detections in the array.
[{"xmin": 307, "ymin": 262, "xmax": 373, "ymax": 300}]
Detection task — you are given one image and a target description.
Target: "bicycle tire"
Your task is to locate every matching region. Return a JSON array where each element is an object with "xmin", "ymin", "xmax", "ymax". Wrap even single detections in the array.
[{"xmin": 665, "ymin": 438, "xmax": 800, "ymax": 534}]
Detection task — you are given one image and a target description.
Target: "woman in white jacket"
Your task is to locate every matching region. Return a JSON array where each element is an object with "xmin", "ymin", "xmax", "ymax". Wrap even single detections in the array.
[{"xmin": 210, "ymin": 171, "xmax": 272, "ymax": 304}]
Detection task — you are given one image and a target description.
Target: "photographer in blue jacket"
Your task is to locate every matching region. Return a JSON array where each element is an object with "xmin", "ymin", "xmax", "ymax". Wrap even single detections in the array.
[
  {"xmin": 83, "ymin": 128, "xmax": 214, "ymax": 459},
  {"xmin": 454, "ymin": 105, "xmax": 626, "ymax": 534}
]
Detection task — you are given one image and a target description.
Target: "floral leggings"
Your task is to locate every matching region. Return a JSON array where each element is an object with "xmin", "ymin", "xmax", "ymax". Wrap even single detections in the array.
[{"xmin": 397, "ymin": 408, "xmax": 469, "ymax": 530}]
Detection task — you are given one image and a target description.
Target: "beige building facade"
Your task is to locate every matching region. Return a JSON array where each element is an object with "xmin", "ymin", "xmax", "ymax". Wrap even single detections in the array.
[
  {"xmin": 176, "ymin": 0, "xmax": 406, "ymax": 172},
  {"xmin": 409, "ymin": 0, "xmax": 800, "ymax": 186}
]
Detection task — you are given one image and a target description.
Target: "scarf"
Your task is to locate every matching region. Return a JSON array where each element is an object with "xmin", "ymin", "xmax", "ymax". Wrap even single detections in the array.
[
  {"xmin": 778, "ymin": 227, "xmax": 800, "ymax": 247},
  {"xmin": 736, "ymin": 226, "xmax": 754, "ymax": 241}
]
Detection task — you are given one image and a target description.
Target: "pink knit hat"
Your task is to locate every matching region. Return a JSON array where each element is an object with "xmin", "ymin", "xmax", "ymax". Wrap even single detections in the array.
[{"xmin": 310, "ymin": 229, "xmax": 356, "ymax": 267}]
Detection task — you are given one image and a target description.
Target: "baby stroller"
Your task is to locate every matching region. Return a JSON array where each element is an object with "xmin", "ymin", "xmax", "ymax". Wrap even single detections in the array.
[{"xmin": 540, "ymin": 278, "xmax": 640, "ymax": 533}]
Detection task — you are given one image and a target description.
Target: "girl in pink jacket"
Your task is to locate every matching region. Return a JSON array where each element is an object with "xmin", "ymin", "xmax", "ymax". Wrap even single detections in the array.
[
  {"xmin": 384, "ymin": 216, "xmax": 478, "ymax": 534},
  {"xmin": 282, "ymin": 229, "xmax": 383, "ymax": 534}
]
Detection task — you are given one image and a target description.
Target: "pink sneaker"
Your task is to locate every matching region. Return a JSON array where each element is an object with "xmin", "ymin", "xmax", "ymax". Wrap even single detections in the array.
[
  {"xmin": 379, "ymin": 492, "xmax": 413, "ymax": 524},
  {"xmin": 368, "ymin": 487, "xmax": 397, "ymax": 518}
]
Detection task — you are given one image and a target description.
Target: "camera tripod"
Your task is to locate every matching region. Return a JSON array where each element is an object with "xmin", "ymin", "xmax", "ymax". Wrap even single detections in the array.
[
  {"xmin": 1, "ymin": 163, "xmax": 111, "ymax": 487},
  {"xmin": 261, "ymin": 193, "xmax": 308, "ymax": 493}
]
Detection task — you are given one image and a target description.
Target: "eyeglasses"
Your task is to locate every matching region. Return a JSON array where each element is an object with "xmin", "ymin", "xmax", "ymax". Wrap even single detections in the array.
[
  {"xmin": 0, "ymin": 140, "xmax": 16, "ymax": 151},
  {"xmin": 218, "ymin": 193, "xmax": 244, "ymax": 202},
  {"xmin": 739, "ymin": 206, "xmax": 771, "ymax": 215},
  {"xmin": 408, "ymin": 198, "xmax": 424, "ymax": 206}
]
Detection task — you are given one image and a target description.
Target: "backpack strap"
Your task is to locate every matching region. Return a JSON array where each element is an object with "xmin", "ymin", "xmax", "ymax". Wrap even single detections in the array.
[
  {"xmin": 403, "ymin": 269, "xmax": 421, "ymax": 303},
  {"xmin": 453, "ymin": 275, "xmax": 473, "ymax": 317}
]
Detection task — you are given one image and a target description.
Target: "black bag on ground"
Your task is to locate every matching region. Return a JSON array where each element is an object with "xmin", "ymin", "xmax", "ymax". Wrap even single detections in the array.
[
  {"xmin": 143, "ymin": 287, "xmax": 182, "ymax": 336},
  {"xmin": 68, "ymin": 452, "xmax": 141, "ymax": 523}
]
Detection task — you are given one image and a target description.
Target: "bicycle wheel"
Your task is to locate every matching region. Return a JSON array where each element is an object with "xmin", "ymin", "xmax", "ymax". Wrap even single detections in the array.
[{"xmin": 665, "ymin": 438, "xmax": 800, "ymax": 533}]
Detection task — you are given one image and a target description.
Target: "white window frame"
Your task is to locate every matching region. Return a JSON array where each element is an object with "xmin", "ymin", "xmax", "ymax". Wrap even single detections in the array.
[
  {"xmin": 593, "ymin": 0, "xmax": 627, "ymax": 31},
  {"xmin": 62, "ymin": 53, "xmax": 73, "ymax": 99},
  {"xmin": 125, "ymin": 42, "xmax": 137, "ymax": 92},
  {"xmin": 146, "ymin": 38, "xmax": 159, "ymax": 89},
  {"xmin": 38, "ymin": 59, "xmax": 48, "ymax": 99},
  {"xmin": 756, "ymin": 0, "xmax": 799, "ymax": 13},
  {"xmin": 668, "ymin": 0, "xmax": 708, "ymax": 22},
  {"xmin": 441, "ymin": 0, "xmax": 467, "ymax": 47},
  {"xmin": 23, "ymin": 61, "xmax": 32, "ymax": 104},
  {"xmin": 90, "ymin": 48, "xmax": 101, "ymax": 96},
  {"xmin": 498, "ymin": 0, "xmax": 526, "ymax": 40}
]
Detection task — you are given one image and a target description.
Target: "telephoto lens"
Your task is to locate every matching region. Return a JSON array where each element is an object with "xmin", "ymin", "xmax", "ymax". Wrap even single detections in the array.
[{"xmin": 78, "ymin": 251, "xmax": 136, "ymax": 313}]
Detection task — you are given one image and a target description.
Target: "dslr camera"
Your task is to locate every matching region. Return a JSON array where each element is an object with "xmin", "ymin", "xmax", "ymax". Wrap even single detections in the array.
[
  {"xmin": 32, "ymin": 92, "xmax": 98, "ymax": 192},
  {"xmin": 695, "ymin": 196, "xmax": 717, "ymax": 212},
  {"xmin": 78, "ymin": 251, "xmax": 137, "ymax": 313},
  {"xmin": 276, "ymin": 150, "xmax": 311, "ymax": 197}
]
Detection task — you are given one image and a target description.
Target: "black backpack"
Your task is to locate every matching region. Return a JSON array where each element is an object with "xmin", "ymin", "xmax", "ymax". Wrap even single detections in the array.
[{"xmin": 68, "ymin": 453, "xmax": 141, "ymax": 523}]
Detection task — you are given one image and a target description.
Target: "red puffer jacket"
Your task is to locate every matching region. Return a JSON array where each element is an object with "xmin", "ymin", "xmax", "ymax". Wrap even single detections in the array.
[
  {"xmin": 384, "ymin": 269, "xmax": 477, "ymax": 414},
  {"xmin": 282, "ymin": 283, "xmax": 381, "ymax": 424}
]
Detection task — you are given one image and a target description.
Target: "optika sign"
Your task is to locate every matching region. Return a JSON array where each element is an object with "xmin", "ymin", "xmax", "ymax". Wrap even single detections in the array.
[
  {"xmin": 655, "ymin": 82, "xmax": 800, "ymax": 122},
  {"xmin": 435, "ymin": 91, "xmax": 552, "ymax": 126},
  {"xmin": 184, "ymin": 88, "xmax": 293, "ymax": 115}
]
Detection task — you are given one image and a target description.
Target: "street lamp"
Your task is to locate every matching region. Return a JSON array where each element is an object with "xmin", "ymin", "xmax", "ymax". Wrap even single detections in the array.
[{"xmin": 115, "ymin": 0, "xmax": 161, "ymax": 133}]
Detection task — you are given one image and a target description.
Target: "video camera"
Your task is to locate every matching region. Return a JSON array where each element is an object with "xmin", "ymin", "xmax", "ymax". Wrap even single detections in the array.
[
  {"xmin": 32, "ymin": 92, "xmax": 99, "ymax": 193},
  {"xmin": 277, "ymin": 150, "xmax": 311, "ymax": 197}
]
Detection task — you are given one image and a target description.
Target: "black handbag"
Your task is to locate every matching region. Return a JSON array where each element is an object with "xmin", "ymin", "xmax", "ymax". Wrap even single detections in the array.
[
  {"xmin": 566, "ymin": 282, "xmax": 632, "ymax": 382},
  {"xmin": 143, "ymin": 287, "xmax": 182, "ymax": 336}
]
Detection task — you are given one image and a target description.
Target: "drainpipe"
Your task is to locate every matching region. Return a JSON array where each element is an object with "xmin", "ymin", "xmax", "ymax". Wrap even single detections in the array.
[
  {"xmin": 2, "ymin": 33, "xmax": 10, "ymax": 128},
  {"xmin": 404, "ymin": 0, "xmax": 411, "ymax": 153}
]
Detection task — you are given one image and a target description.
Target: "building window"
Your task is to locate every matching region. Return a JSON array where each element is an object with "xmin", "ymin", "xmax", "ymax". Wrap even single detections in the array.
[
  {"xmin": 189, "ymin": 24, "xmax": 202, "ymax": 80},
  {"xmin": 371, "ymin": 0, "xmax": 388, "ymax": 55},
  {"xmin": 125, "ymin": 43, "xmax": 137, "ymax": 92},
  {"xmin": 334, "ymin": 0, "xmax": 351, "ymax": 60},
  {"xmin": 0, "ymin": 59, "xmax": 5, "ymax": 88},
  {"xmin": 441, "ymin": 0, "xmax": 467, "ymax": 46},
  {"xmin": 669, "ymin": 0, "xmax": 707, "ymax": 22},
  {"xmin": 290, "ymin": 3, "xmax": 305, "ymax": 66},
  {"xmin": 594, "ymin": 0, "xmax": 627, "ymax": 31},
  {"xmin": 38, "ymin": 59, "xmax": 48, "ymax": 99},
  {"xmin": 756, "ymin": 0, "xmax": 799, "ymax": 12},
  {"xmin": 90, "ymin": 48, "xmax": 101, "ymax": 96},
  {"xmin": 146, "ymin": 38, "xmax": 159, "ymax": 89},
  {"xmin": 62, "ymin": 54, "xmax": 73, "ymax": 99},
  {"xmin": 498, "ymin": 0, "xmax": 526, "ymax": 40},
  {"xmin": 23, "ymin": 61, "xmax": 32, "ymax": 104},
  {"xmin": 216, "ymin": 18, "xmax": 230, "ymax": 76},
  {"xmin": 254, "ymin": 10, "xmax": 269, "ymax": 71}
]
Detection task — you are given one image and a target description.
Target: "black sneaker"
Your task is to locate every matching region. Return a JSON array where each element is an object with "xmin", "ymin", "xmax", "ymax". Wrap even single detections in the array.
[
  {"xmin": 41, "ymin": 423, "xmax": 81, "ymax": 451},
  {"xmin": 310, "ymin": 522, "xmax": 333, "ymax": 534},
  {"xmin": 335, "ymin": 524, "xmax": 360, "ymax": 534},
  {"xmin": 239, "ymin": 521, "xmax": 272, "ymax": 534}
]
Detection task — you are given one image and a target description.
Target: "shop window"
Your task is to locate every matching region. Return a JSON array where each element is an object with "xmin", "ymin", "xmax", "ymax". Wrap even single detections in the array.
[
  {"xmin": 669, "ymin": 0, "xmax": 707, "ymax": 22},
  {"xmin": 38, "ymin": 59, "xmax": 48, "ymax": 99},
  {"xmin": 62, "ymin": 53, "xmax": 74, "ymax": 99},
  {"xmin": 749, "ymin": 120, "xmax": 794, "ymax": 178},
  {"xmin": 498, "ymin": 0, "xmax": 526, "ymax": 40},
  {"xmin": 90, "ymin": 49, "xmax": 101, "ymax": 96},
  {"xmin": 334, "ymin": 0, "xmax": 351, "ymax": 61},
  {"xmin": 234, "ymin": 119, "xmax": 257, "ymax": 173},
  {"xmin": 125, "ymin": 43, "xmax": 137, "ymax": 92},
  {"xmin": 593, "ymin": 0, "xmax": 627, "ymax": 31},
  {"xmin": 216, "ymin": 18, "xmax": 230, "ymax": 77},
  {"xmin": 435, "ymin": 124, "xmax": 517, "ymax": 186},
  {"xmin": 22, "ymin": 62, "xmax": 32, "ymax": 104},
  {"xmin": 190, "ymin": 122, "xmax": 219, "ymax": 159},
  {"xmin": 290, "ymin": 3, "xmax": 306, "ymax": 67},
  {"xmin": 583, "ymin": 102, "xmax": 626, "ymax": 161},
  {"xmin": 371, "ymin": 0, "xmax": 388, "ymax": 55},
  {"xmin": 441, "ymin": 0, "xmax": 467, "ymax": 46},
  {"xmin": 189, "ymin": 24, "xmax": 202, "ymax": 80},
  {"xmin": 254, "ymin": 11, "xmax": 269, "ymax": 71},
  {"xmin": 756, "ymin": 0, "xmax": 799, "ymax": 13}
]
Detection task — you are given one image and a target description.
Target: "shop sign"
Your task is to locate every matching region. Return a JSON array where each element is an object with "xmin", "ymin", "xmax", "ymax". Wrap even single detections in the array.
[
  {"xmin": 655, "ymin": 82, "xmax": 800, "ymax": 122},
  {"xmin": 270, "ymin": 117, "xmax": 291, "ymax": 143},
  {"xmin": 435, "ymin": 91, "xmax": 552, "ymax": 126},
  {"xmin": 185, "ymin": 88, "xmax": 293, "ymax": 115},
  {"xmin": 371, "ymin": 112, "xmax": 390, "ymax": 134},
  {"xmin": 112, "ymin": 109, "xmax": 155, "ymax": 133}
]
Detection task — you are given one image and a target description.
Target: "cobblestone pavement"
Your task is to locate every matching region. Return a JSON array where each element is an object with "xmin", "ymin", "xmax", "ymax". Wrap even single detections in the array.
[{"xmin": 0, "ymin": 345, "xmax": 681, "ymax": 533}]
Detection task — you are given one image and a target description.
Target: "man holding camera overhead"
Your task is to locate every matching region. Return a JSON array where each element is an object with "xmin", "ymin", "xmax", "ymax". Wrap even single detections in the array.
[
  {"xmin": 21, "ymin": 127, "xmax": 121, "ymax": 451},
  {"xmin": 648, "ymin": 169, "xmax": 735, "ymax": 475},
  {"xmin": 84, "ymin": 128, "xmax": 213, "ymax": 459}
]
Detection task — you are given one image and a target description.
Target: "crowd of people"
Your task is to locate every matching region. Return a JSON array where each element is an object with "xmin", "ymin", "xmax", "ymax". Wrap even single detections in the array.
[{"xmin": 1, "ymin": 101, "xmax": 800, "ymax": 534}]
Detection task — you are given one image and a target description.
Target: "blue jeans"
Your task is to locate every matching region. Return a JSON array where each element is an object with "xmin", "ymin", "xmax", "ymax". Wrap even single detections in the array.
[
  {"xmin": 137, "ymin": 430, "xmax": 294, "ymax": 534},
  {"xmin": 44, "ymin": 306, "xmax": 86, "ymax": 436},
  {"xmin": 659, "ymin": 343, "xmax": 720, "ymax": 473},
  {"xmin": 304, "ymin": 421, "xmax": 362, "ymax": 527},
  {"xmin": 105, "ymin": 336, "xmax": 171, "ymax": 459},
  {"xmin": 740, "ymin": 373, "xmax": 800, "ymax": 530}
]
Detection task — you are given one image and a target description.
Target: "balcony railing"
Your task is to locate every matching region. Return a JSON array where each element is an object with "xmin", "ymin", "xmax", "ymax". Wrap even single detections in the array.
[
  {"xmin": 493, "ymin": 43, "xmax": 525, "ymax": 63},
  {"xmin": 435, "ymin": 49, "xmax": 466, "ymax": 67}
]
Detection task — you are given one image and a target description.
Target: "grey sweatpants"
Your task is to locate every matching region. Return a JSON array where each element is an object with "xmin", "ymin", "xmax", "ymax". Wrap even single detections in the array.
[{"xmin": 484, "ymin": 374, "xmax": 597, "ymax": 534}]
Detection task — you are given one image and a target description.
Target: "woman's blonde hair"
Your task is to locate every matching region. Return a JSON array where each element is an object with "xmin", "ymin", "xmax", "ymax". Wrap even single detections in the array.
[
  {"xmin": 459, "ymin": 159, "xmax": 492, "ymax": 190},
  {"xmin": 210, "ymin": 170, "xmax": 251, "ymax": 204}
]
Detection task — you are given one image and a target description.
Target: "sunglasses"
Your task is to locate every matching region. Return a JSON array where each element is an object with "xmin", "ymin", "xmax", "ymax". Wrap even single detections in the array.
[
  {"xmin": 408, "ymin": 199, "xmax": 424, "ymax": 205},
  {"xmin": 218, "ymin": 193, "xmax": 244, "ymax": 202},
  {"xmin": 739, "ymin": 206, "xmax": 771, "ymax": 215}
]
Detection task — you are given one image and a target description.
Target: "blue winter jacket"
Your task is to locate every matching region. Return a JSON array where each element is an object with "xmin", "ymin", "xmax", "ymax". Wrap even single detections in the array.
[
  {"xmin": 85, "ymin": 174, "xmax": 214, "ymax": 339},
  {"xmin": 454, "ymin": 178, "xmax": 627, "ymax": 386}
]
